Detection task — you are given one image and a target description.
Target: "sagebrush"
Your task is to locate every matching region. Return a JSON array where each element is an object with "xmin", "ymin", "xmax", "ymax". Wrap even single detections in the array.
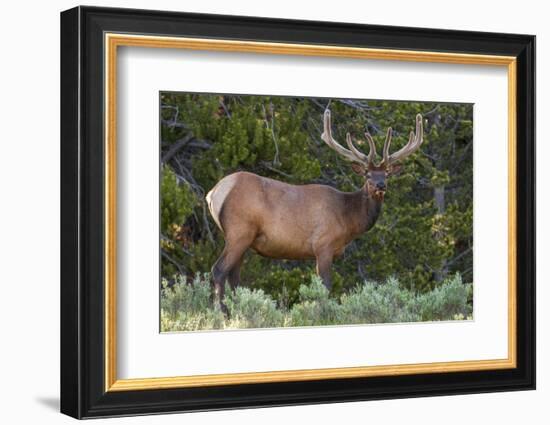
[{"xmin": 161, "ymin": 273, "xmax": 472, "ymax": 331}]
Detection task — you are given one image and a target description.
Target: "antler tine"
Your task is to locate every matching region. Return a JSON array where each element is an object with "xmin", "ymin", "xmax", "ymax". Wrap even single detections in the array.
[
  {"xmin": 346, "ymin": 133, "xmax": 371, "ymax": 164},
  {"xmin": 385, "ymin": 114, "xmax": 424, "ymax": 166},
  {"xmin": 382, "ymin": 127, "xmax": 393, "ymax": 165},
  {"xmin": 321, "ymin": 109, "xmax": 368, "ymax": 165},
  {"xmin": 364, "ymin": 131, "xmax": 378, "ymax": 165}
]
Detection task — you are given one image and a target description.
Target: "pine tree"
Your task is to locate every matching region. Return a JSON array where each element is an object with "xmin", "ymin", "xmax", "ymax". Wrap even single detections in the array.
[{"xmin": 159, "ymin": 93, "xmax": 473, "ymax": 300}]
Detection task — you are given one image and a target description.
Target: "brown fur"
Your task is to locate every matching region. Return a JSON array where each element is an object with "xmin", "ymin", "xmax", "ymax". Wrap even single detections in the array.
[{"xmin": 207, "ymin": 171, "xmax": 386, "ymax": 305}]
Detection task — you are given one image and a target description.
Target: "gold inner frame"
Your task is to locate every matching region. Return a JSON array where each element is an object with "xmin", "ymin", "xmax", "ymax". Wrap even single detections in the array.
[{"xmin": 104, "ymin": 33, "xmax": 517, "ymax": 392}]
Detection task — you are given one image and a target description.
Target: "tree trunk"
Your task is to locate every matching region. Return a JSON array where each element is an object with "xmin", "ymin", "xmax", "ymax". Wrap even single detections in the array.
[
  {"xmin": 434, "ymin": 185, "xmax": 448, "ymax": 282},
  {"xmin": 434, "ymin": 185, "xmax": 445, "ymax": 215}
]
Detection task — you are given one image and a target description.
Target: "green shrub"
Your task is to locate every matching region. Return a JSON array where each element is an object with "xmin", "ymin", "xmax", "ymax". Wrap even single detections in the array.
[
  {"xmin": 160, "ymin": 166, "xmax": 196, "ymax": 236},
  {"xmin": 338, "ymin": 277, "xmax": 420, "ymax": 324},
  {"xmin": 160, "ymin": 165, "xmax": 198, "ymax": 278},
  {"xmin": 224, "ymin": 286, "xmax": 285, "ymax": 329},
  {"xmin": 160, "ymin": 273, "xmax": 472, "ymax": 331},
  {"xmin": 290, "ymin": 276, "xmax": 340, "ymax": 326},
  {"xmin": 160, "ymin": 274, "xmax": 225, "ymax": 331},
  {"xmin": 416, "ymin": 273, "xmax": 473, "ymax": 321}
]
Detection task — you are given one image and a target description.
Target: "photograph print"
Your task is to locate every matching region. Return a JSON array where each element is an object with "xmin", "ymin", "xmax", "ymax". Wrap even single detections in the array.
[{"xmin": 159, "ymin": 93, "xmax": 474, "ymax": 332}]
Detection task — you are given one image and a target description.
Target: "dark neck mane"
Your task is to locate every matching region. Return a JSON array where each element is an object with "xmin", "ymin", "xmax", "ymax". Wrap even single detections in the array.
[{"xmin": 343, "ymin": 186, "xmax": 384, "ymax": 236}]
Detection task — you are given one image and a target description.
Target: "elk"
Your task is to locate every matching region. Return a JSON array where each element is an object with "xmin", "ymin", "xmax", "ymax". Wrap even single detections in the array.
[{"xmin": 206, "ymin": 109, "xmax": 423, "ymax": 309}]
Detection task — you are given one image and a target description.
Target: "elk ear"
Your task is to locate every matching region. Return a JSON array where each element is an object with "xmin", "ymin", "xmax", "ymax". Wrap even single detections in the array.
[
  {"xmin": 387, "ymin": 164, "xmax": 403, "ymax": 176},
  {"xmin": 351, "ymin": 163, "xmax": 366, "ymax": 176}
]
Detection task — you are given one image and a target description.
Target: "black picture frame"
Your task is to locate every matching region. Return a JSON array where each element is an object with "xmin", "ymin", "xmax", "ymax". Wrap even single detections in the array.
[{"xmin": 60, "ymin": 5, "xmax": 535, "ymax": 419}]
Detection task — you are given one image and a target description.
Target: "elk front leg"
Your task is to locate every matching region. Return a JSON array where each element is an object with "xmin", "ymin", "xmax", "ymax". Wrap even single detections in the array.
[{"xmin": 315, "ymin": 249, "xmax": 334, "ymax": 291}]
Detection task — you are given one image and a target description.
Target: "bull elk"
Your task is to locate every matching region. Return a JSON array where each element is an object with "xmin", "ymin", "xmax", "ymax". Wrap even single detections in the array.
[{"xmin": 206, "ymin": 109, "xmax": 423, "ymax": 309}]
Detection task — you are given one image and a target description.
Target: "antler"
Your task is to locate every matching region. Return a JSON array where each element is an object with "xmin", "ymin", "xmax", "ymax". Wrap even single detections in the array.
[
  {"xmin": 380, "ymin": 114, "xmax": 423, "ymax": 167},
  {"xmin": 321, "ymin": 109, "xmax": 423, "ymax": 168},
  {"xmin": 321, "ymin": 109, "xmax": 377, "ymax": 165}
]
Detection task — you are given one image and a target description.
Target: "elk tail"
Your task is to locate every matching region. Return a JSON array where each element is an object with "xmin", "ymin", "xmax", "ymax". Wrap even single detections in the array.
[
  {"xmin": 206, "ymin": 174, "xmax": 238, "ymax": 234},
  {"xmin": 205, "ymin": 188, "xmax": 222, "ymax": 232}
]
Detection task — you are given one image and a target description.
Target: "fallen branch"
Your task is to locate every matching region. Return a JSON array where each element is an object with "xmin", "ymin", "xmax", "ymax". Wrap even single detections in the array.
[
  {"xmin": 162, "ymin": 134, "xmax": 193, "ymax": 163},
  {"xmin": 161, "ymin": 250, "xmax": 186, "ymax": 276}
]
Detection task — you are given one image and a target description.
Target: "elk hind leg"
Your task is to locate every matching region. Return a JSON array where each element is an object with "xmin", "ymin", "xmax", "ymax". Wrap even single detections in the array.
[
  {"xmin": 212, "ymin": 237, "xmax": 252, "ymax": 313},
  {"xmin": 227, "ymin": 256, "xmax": 244, "ymax": 290}
]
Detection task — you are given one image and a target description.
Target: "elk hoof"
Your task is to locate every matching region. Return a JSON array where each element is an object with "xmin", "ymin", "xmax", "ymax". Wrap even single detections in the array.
[{"xmin": 219, "ymin": 301, "xmax": 229, "ymax": 317}]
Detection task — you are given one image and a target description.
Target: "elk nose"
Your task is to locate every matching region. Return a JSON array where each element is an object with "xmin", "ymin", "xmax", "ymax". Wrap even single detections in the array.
[{"xmin": 376, "ymin": 182, "xmax": 386, "ymax": 191}]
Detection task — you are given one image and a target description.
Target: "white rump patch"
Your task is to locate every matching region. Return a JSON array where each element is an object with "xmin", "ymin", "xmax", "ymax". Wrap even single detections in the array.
[{"xmin": 206, "ymin": 174, "xmax": 238, "ymax": 232}]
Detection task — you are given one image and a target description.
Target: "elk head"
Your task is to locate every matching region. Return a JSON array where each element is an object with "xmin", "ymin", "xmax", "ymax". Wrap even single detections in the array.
[{"xmin": 321, "ymin": 109, "xmax": 423, "ymax": 201}]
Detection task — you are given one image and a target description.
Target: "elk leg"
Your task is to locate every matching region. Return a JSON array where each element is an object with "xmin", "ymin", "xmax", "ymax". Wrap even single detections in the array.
[
  {"xmin": 315, "ymin": 250, "xmax": 334, "ymax": 291},
  {"xmin": 212, "ymin": 239, "xmax": 251, "ymax": 313},
  {"xmin": 227, "ymin": 256, "xmax": 244, "ymax": 290}
]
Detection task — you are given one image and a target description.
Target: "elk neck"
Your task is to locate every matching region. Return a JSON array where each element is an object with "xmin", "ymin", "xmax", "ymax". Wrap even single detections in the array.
[{"xmin": 344, "ymin": 184, "xmax": 384, "ymax": 236}]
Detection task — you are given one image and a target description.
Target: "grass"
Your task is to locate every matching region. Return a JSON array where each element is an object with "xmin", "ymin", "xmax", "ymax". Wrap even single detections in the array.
[{"xmin": 161, "ymin": 273, "xmax": 473, "ymax": 332}]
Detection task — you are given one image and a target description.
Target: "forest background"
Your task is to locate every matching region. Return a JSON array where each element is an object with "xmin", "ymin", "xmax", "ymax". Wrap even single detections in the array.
[{"xmin": 159, "ymin": 93, "xmax": 473, "ymax": 330}]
